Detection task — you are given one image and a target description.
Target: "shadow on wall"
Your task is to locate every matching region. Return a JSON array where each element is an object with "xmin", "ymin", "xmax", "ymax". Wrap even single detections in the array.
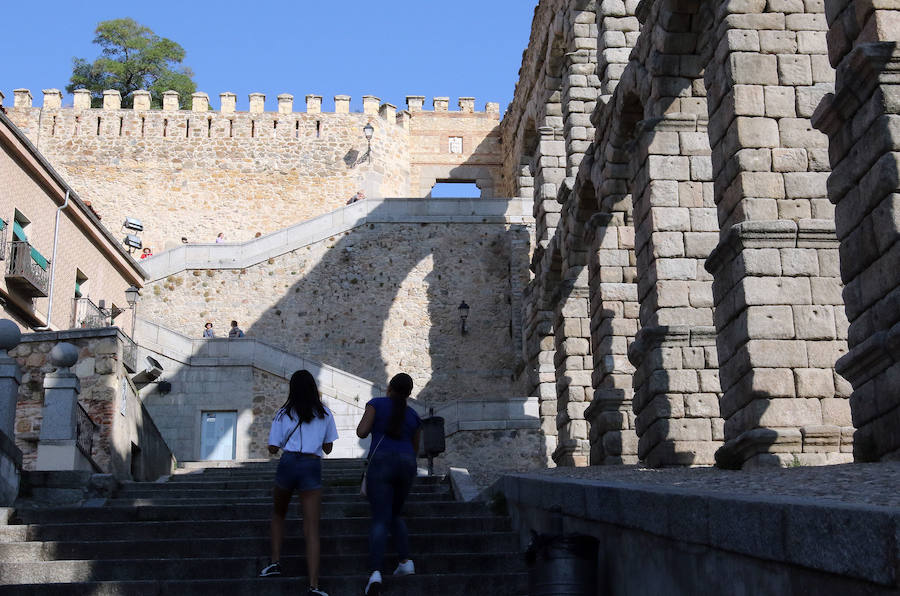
[{"xmin": 140, "ymin": 195, "xmax": 543, "ymax": 469}]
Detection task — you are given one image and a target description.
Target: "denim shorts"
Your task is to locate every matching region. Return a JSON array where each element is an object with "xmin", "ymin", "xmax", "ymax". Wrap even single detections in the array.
[{"xmin": 274, "ymin": 452, "xmax": 322, "ymax": 492}]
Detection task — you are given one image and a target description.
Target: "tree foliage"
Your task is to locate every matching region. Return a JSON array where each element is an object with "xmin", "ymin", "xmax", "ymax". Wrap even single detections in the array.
[{"xmin": 66, "ymin": 18, "xmax": 197, "ymax": 109}]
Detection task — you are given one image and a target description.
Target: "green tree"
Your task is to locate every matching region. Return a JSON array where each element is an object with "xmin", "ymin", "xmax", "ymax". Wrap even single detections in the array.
[{"xmin": 66, "ymin": 18, "xmax": 197, "ymax": 109}]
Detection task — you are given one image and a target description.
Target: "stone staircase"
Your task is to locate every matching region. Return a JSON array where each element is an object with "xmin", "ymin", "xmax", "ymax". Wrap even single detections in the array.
[{"xmin": 0, "ymin": 459, "xmax": 527, "ymax": 594}]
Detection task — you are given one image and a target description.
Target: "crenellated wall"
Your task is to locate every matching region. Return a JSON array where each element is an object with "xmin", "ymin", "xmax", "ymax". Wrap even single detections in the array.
[{"xmin": 4, "ymin": 89, "xmax": 503, "ymax": 253}]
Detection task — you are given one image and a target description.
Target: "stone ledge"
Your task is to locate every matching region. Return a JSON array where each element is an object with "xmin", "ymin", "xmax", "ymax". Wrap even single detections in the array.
[
  {"xmin": 705, "ymin": 219, "xmax": 838, "ymax": 276},
  {"xmin": 836, "ymin": 318, "xmax": 900, "ymax": 387},
  {"xmin": 496, "ymin": 472, "xmax": 899, "ymax": 587}
]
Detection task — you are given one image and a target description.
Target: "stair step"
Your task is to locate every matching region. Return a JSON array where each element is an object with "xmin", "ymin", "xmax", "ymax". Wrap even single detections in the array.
[
  {"xmin": 2, "ymin": 516, "xmax": 512, "ymax": 542},
  {"xmin": 118, "ymin": 482, "xmax": 448, "ymax": 495},
  {"xmin": 13, "ymin": 501, "xmax": 489, "ymax": 524},
  {"xmin": 0, "ymin": 573, "xmax": 528, "ymax": 595},
  {"xmin": 159, "ymin": 476, "xmax": 446, "ymax": 488},
  {"xmin": 106, "ymin": 492, "xmax": 451, "ymax": 506},
  {"xmin": 2, "ymin": 459, "xmax": 523, "ymax": 593},
  {"xmin": 0, "ymin": 551, "xmax": 525, "ymax": 583},
  {"xmin": 0, "ymin": 533, "xmax": 520, "ymax": 561}
]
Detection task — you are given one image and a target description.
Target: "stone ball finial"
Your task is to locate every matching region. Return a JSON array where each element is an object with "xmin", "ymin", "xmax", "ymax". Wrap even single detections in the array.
[
  {"xmin": 50, "ymin": 342, "xmax": 79, "ymax": 369},
  {"xmin": 0, "ymin": 320, "xmax": 21, "ymax": 352}
]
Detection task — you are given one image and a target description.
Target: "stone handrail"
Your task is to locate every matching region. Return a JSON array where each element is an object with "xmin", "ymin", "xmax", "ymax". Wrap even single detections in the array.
[
  {"xmin": 134, "ymin": 318, "xmax": 383, "ymax": 407},
  {"xmin": 141, "ymin": 197, "xmax": 532, "ymax": 281}
]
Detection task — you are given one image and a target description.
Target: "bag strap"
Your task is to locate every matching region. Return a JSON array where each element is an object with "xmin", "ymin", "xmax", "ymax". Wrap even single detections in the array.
[
  {"xmin": 367, "ymin": 435, "xmax": 385, "ymax": 461},
  {"xmin": 279, "ymin": 417, "xmax": 303, "ymax": 450}
]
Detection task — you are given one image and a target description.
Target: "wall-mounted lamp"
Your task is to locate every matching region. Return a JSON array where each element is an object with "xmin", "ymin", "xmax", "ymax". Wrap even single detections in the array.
[
  {"xmin": 458, "ymin": 301, "xmax": 470, "ymax": 335},
  {"xmin": 355, "ymin": 122, "xmax": 375, "ymax": 166}
]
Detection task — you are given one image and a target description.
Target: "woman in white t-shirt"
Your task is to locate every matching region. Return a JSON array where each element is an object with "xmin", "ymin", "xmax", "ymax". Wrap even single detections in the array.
[{"xmin": 259, "ymin": 370, "xmax": 338, "ymax": 596}]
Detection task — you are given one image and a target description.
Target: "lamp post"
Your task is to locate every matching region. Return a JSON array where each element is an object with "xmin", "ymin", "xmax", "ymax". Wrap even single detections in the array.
[
  {"xmin": 125, "ymin": 286, "xmax": 140, "ymax": 338},
  {"xmin": 357, "ymin": 123, "xmax": 375, "ymax": 165},
  {"xmin": 458, "ymin": 301, "xmax": 470, "ymax": 335}
]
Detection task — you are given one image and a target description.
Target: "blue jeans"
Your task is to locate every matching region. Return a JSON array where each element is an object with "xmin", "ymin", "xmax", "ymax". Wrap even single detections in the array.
[{"xmin": 366, "ymin": 450, "xmax": 416, "ymax": 571}]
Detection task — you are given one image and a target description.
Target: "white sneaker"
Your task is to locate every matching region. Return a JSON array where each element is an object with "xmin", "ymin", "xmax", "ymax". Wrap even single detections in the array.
[
  {"xmin": 365, "ymin": 570, "xmax": 382, "ymax": 595},
  {"xmin": 393, "ymin": 559, "xmax": 415, "ymax": 576}
]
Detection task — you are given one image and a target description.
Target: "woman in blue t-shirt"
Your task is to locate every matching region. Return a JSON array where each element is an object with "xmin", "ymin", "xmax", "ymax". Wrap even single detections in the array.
[{"xmin": 356, "ymin": 373, "xmax": 422, "ymax": 596}]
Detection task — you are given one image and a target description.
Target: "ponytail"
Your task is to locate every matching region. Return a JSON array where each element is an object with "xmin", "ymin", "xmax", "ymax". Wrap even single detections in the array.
[{"xmin": 386, "ymin": 373, "xmax": 413, "ymax": 440}]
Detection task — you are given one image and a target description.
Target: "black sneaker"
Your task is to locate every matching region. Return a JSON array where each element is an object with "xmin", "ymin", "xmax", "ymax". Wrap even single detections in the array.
[
  {"xmin": 259, "ymin": 561, "xmax": 282, "ymax": 577},
  {"xmin": 308, "ymin": 587, "xmax": 329, "ymax": 596}
]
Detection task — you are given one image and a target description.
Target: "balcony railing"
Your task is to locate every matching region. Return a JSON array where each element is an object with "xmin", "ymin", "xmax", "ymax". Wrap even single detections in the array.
[
  {"xmin": 6, "ymin": 241, "xmax": 49, "ymax": 297},
  {"xmin": 75, "ymin": 402, "xmax": 97, "ymax": 460},
  {"xmin": 72, "ymin": 297, "xmax": 108, "ymax": 329}
]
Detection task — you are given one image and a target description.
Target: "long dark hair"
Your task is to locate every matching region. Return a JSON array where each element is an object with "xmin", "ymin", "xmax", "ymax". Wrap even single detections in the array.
[
  {"xmin": 279, "ymin": 370, "xmax": 326, "ymax": 423},
  {"xmin": 386, "ymin": 373, "xmax": 413, "ymax": 440}
]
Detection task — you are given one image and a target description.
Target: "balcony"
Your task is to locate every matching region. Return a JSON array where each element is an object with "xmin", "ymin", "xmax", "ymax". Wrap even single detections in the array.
[
  {"xmin": 72, "ymin": 297, "xmax": 107, "ymax": 329},
  {"xmin": 6, "ymin": 241, "xmax": 49, "ymax": 297}
]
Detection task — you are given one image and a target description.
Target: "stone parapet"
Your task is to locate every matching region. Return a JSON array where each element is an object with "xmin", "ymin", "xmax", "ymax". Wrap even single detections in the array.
[
  {"xmin": 495, "ymin": 469, "xmax": 900, "ymax": 591},
  {"xmin": 140, "ymin": 197, "xmax": 533, "ymax": 280}
]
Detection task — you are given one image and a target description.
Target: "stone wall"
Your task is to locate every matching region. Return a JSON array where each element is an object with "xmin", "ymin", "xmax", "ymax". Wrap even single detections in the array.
[
  {"xmin": 10, "ymin": 328, "xmax": 174, "ymax": 479},
  {"xmin": 406, "ymin": 96, "xmax": 502, "ymax": 197},
  {"xmin": 813, "ymin": 0, "xmax": 900, "ymax": 461},
  {"xmin": 139, "ymin": 217, "xmax": 528, "ymax": 404},
  {"xmin": 4, "ymin": 91, "xmax": 504, "ymax": 254}
]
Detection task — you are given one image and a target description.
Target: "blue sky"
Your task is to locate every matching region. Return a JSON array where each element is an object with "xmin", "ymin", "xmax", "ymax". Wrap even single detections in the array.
[{"xmin": 0, "ymin": 0, "xmax": 537, "ymax": 114}]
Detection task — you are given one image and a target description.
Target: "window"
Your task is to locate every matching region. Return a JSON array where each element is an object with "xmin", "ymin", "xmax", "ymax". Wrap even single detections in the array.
[
  {"xmin": 448, "ymin": 136, "xmax": 463, "ymax": 154},
  {"xmin": 74, "ymin": 270, "xmax": 88, "ymax": 299},
  {"xmin": 13, "ymin": 210, "xmax": 48, "ymax": 271}
]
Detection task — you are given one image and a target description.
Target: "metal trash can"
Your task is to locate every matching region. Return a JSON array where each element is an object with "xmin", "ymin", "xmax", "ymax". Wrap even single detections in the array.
[
  {"xmin": 526, "ymin": 534, "xmax": 597, "ymax": 596},
  {"xmin": 420, "ymin": 412, "xmax": 445, "ymax": 475},
  {"xmin": 421, "ymin": 415, "xmax": 445, "ymax": 456}
]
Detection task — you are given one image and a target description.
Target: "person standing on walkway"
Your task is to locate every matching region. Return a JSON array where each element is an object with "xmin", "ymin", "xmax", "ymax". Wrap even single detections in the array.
[
  {"xmin": 202, "ymin": 322, "xmax": 215, "ymax": 338},
  {"xmin": 228, "ymin": 320, "xmax": 245, "ymax": 338},
  {"xmin": 260, "ymin": 370, "xmax": 338, "ymax": 596},
  {"xmin": 356, "ymin": 373, "xmax": 422, "ymax": 595}
]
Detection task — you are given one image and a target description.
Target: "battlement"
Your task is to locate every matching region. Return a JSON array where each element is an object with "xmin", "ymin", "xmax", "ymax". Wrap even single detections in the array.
[{"xmin": 7, "ymin": 88, "xmax": 500, "ymax": 119}]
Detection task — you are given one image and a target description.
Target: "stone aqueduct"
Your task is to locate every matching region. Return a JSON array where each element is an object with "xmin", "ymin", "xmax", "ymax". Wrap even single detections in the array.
[
  {"xmin": 5, "ymin": 0, "xmax": 899, "ymax": 469},
  {"xmin": 504, "ymin": 0, "xmax": 898, "ymax": 468}
]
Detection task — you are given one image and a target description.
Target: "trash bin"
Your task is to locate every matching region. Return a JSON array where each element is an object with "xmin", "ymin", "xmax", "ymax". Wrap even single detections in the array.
[
  {"xmin": 421, "ymin": 415, "xmax": 445, "ymax": 456},
  {"xmin": 526, "ymin": 533, "xmax": 597, "ymax": 595}
]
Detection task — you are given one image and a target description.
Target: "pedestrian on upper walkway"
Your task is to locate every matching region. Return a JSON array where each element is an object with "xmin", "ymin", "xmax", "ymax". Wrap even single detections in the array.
[
  {"xmin": 215, "ymin": 232, "xmax": 225, "ymax": 243},
  {"xmin": 347, "ymin": 190, "xmax": 365, "ymax": 205},
  {"xmin": 202, "ymin": 322, "xmax": 215, "ymax": 338},
  {"xmin": 356, "ymin": 373, "xmax": 422, "ymax": 596},
  {"xmin": 260, "ymin": 370, "xmax": 338, "ymax": 596},
  {"xmin": 228, "ymin": 320, "xmax": 245, "ymax": 338}
]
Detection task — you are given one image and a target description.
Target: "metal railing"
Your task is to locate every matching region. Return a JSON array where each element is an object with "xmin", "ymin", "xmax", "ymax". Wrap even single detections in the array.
[
  {"xmin": 75, "ymin": 402, "xmax": 96, "ymax": 460},
  {"xmin": 122, "ymin": 334, "xmax": 138, "ymax": 373},
  {"xmin": 6, "ymin": 241, "xmax": 50, "ymax": 297},
  {"xmin": 72, "ymin": 297, "xmax": 107, "ymax": 329}
]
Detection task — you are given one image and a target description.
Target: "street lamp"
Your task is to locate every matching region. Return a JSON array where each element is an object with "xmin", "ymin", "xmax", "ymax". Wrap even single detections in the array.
[
  {"xmin": 125, "ymin": 285, "xmax": 140, "ymax": 338},
  {"xmin": 356, "ymin": 123, "xmax": 375, "ymax": 165},
  {"xmin": 458, "ymin": 301, "xmax": 470, "ymax": 335}
]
